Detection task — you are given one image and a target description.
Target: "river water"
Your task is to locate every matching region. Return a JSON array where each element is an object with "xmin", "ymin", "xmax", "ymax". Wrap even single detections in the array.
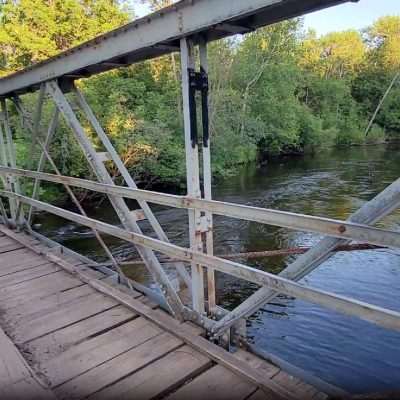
[{"xmin": 37, "ymin": 144, "xmax": 400, "ymax": 394}]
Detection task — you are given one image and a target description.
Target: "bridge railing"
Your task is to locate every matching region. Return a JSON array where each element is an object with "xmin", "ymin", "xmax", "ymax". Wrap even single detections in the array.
[{"xmin": 1, "ymin": 165, "xmax": 400, "ymax": 339}]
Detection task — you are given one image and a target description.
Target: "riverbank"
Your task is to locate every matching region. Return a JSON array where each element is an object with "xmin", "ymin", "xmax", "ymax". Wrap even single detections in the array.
[{"xmin": 30, "ymin": 138, "xmax": 392, "ymax": 210}]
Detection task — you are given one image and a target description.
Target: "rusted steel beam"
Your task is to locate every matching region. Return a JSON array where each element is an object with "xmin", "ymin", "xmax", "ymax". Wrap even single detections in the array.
[{"xmin": 102, "ymin": 243, "xmax": 386, "ymax": 266}]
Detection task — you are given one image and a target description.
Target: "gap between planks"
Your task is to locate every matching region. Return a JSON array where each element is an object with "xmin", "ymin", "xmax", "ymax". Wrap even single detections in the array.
[{"xmin": 0, "ymin": 226, "xmax": 315, "ymax": 400}]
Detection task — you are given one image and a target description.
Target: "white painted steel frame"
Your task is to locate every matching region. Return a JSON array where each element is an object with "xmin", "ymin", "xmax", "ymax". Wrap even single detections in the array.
[
  {"xmin": 0, "ymin": 99, "xmax": 22, "ymax": 223},
  {"xmin": 2, "ymin": 190, "xmax": 400, "ymax": 336},
  {"xmin": 181, "ymin": 37, "xmax": 206, "ymax": 314},
  {"xmin": 0, "ymin": 0, "xmax": 352, "ymax": 97},
  {"xmin": 199, "ymin": 38, "xmax": 217, "ymax": 313},
  {"xmin": 212, "ymin": 175, "xmax": 400, "ymax": 335},
  {"xmin": 71, "ymin": 84, "xmax": 192, "ymax": 291},
  {"xmin": 45, "ymin": 80, "xmax": 186, "ymax": 320},
  {"xmin": 2, "ymin": 166, "xmax": 400, "ymax": 251}
]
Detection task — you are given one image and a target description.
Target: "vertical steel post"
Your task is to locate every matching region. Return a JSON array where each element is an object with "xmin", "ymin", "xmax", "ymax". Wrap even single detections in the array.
[
  {"xmin": 199, "ymin": 38, "xmax": 216, "ymax": 313},
  {"xmin": 1, "ymin": 99, "xmax": 22, "ymax": 225},
  {"xmin": 180, "ymin": 37, "xmax": 206, "ymax": 314},
  {"xmin": 0, "ymin": 122, "xmax": 14, "ymax": 221},
  {"xmin": 27, "ymin": 108, "xmax": 60, "ymax": 226},
  {"xmin": 27, "ymin": 84, "xmax": 46, "ymax": 171}
]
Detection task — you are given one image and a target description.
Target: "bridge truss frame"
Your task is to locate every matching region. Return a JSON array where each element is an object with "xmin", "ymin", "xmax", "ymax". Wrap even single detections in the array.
[{"xmin": 2, "ymin": 0, "xmax": 400, "ymax": 351}]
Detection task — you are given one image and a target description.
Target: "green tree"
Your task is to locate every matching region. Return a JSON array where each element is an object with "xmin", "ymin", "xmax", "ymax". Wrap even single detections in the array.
[
  {"xmin": 367, "ymin": 16, "xmax": 400, "ymax": 71},
  {"xmin": 0, "ymin": 0, "xmax": 128, "ymax": 75},
  {"xmin": 300, "ymin": 30, "xmax": 365, "ymax": 79}
]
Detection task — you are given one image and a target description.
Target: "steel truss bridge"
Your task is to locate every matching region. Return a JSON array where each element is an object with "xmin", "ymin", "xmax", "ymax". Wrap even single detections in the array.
[{"xmin": 1, "ymin": 0, "xmax": 400, "ymax": 398}]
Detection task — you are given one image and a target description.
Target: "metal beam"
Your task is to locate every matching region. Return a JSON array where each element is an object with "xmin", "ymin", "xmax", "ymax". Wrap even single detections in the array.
[
  {"xmin": 45, "ymin": 80, "xmax": 186, "ymax": 320},
  {"xmin": 0, "ymin": 121, "xmax": 16, "ymax": 219},
  {"xmin": 211, "ymin": 175, "xmax": 400, "ymax": 336},
  {"xmin": 71, "ymin": 85, "xmax": 192, "ymax": 291},
  {"xmin": 0, "ymin": 99, "xmax": 23, "ymax": 224},
  {"xmin": 181, "ymin": 37, "xmax": 206, "ymax": 314},
  {"xmin": 0, "ymin": 0, "xmax": 353, "ymax": 97},
  {"xmin": 27, "ymin": 108, "xmax": 59, "ymax": 225},
  {"xmin": 199, "ymin": 38, "xmax": 216, "ymax": 313},
  {"xmin": 3, "ymin": 166, "xmax": 400, "ymax": 250},
  {"xmin": 3, "ymin": 190, "xmax": 400, "ymax": 336}
]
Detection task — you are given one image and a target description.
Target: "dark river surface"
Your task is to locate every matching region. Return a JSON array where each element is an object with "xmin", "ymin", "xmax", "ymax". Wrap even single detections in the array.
[{"xmin": 37, "ymin": 144, "xmax": 400, "ymax": 394}]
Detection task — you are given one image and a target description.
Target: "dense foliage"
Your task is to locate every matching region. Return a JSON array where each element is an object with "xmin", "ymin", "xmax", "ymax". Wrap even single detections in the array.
[{"xmin": 0, "ymin": 0, "xmax": 399, "ymax": 201}]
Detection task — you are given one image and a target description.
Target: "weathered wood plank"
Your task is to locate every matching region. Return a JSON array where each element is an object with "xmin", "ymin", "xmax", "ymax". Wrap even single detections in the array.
[
  {"xmin": 0, "ymin": 250, "xmax": 50, "ymax": 277},
  {"xmin": 0, "ymin": 263, "xmax": 59, "ymax": 289},
  {"xmin": 0, "ymin": 241, "xmax": 24, "ymax": 254},
  {"xmin": 41, "ymin": 317, "xmax": 163, "ymax": 387},
  {"xmin": 165, "ymin": 365, "xmax": 257, "ymax": 400},
  {"xmin": 12, "ymin": 291, "xmax": 118, "ymax": 344},
  {"xmin": 87, "ymin": 280, "xmax": 294, "ymax": 399},
  {"xmin": 233, "ymin": 349, "xmax": 280, "ymax": 379},
  {"xmin": 0, "ymin": 236, "xmax": 18, "ymax": 247},
  {"xmin": 0, "ymin": 377, "xmax": 56, "ymax": 400},
  {"xmin": 27, "ymin": 305, "xmax": 136, "ymax": 363},
  {"xmin": 0, "ymin": 272, "xmax": 84, "ymax": 307},
  {"xmin": 0, "ymin": 327, "xmax": 30, "ymax": 386},
  {"xmin": 91, "ymin": 345, "xmax": 212, "ymax": 400},
  {"xmin": 3, "ymin": 284, "xmax": 95, "ymax": 322},
  {"xmin": 0, "ymin": 245, "xmax": 44, "ymax": 261},
  {"xmin": 55, "ymin": 332, "xmax": 184, "ymax": 399},
  {"xmin": 0, "ymin": 228, "xmax": 326, "ymax": 400},
  {"xmin": 246, "ymin": 390, "xmax": 271, "ymax": 400}
]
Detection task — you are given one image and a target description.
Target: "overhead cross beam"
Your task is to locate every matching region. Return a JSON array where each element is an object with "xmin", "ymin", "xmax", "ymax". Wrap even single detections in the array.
[{"xmin": 0, "ymin": 0, "xmax": 354, "ymax": 97}]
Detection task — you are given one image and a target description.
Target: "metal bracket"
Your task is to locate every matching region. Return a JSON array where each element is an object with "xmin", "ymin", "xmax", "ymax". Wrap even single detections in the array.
[
  {"xmin": 188, "ymin": 69, "xmax": 209, "ymax": 92},
  {"xmin": 196, "ymin": 214, "xmax": 211, "ymax": 233},
  {"xmin": 188, "ymin": 67, "xmax": 209, "ymax": 149},
  {"xmin": 130, "ymin": 209, "xmax": 146, "ymax": 221}
]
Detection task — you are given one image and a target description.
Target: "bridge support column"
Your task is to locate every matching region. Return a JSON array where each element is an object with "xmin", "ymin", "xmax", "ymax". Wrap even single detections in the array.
[
  {"xmin": 180, "ymin": 37, "xmax": 215, "ymax": 316},
  {"xmin": 0, "ymin": 99, "xmax": 23, "ymax": 226}
]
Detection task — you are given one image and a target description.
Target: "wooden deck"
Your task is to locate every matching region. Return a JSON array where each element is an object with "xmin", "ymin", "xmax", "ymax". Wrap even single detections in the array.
[{"xmin": 0, "ymin": 226, "xmax": 327, "ymax": 400}]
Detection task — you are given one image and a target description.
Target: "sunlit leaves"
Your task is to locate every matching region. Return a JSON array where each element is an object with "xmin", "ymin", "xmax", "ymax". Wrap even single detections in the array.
[{"xmin": 0, "ymin": 0, "xmax": 128, "ymax": 75}]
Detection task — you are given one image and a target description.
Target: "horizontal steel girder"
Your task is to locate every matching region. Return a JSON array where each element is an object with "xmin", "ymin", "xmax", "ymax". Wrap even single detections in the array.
[{"xmin": 0, "ymin": 0, "xmax": 354, "ymax": 97}]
